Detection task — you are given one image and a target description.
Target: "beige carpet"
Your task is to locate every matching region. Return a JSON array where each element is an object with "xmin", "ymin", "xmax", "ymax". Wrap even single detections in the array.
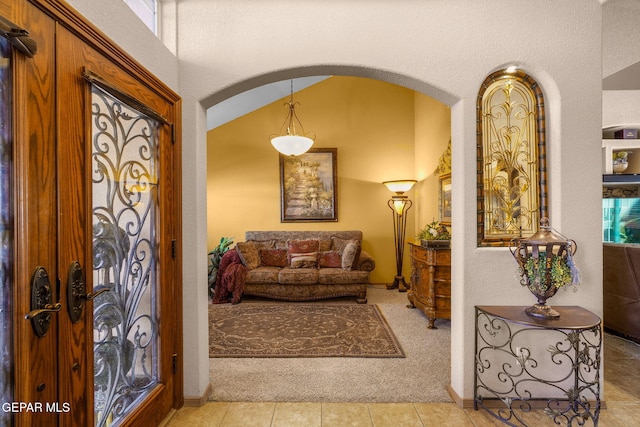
[
  {"xmin": 208, "ymin": 285, "xmax": 452, "ymax": 402},
  {"xmin": 209, "ymin": 303, "xmax": 404, "ymax": 358}
]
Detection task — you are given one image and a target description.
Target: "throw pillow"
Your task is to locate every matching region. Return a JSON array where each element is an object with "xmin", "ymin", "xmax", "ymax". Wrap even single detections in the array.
[
  {"xmin": 235, "ymin": 241, "xmax": 260, "ymax": 270},
  {"xmin": 318, "ymin": 239, "xmax": 332, "ymax": 252},
  {"xmin": 330, "ymin": 236, "xmax": 351, "ymax": 253},
  {"xmin": 290, "ymin": 252, "xmax": 318, "ymax": 269},
  {"xmin": 260, "ymin": 248, "xmax": 288, "ymax": 267},
  {"xmin": 318, "ymin": 251, "xmax": 342, "ymax": 268},
  {"xmin": 341, "ymin": 240, "xmax": 361, "ymax": 271},
  {"xmin": 287, "ymin": 239, "xmax": 320, "ymax": 254},
  {"xmin": 287, "ymin": 239, "xmax": 320, "ymax": 268}
]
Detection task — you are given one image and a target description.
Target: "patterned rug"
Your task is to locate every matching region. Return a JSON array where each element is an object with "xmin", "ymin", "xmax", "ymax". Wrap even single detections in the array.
[{"xmin": 208, "ymin": 303, "xmax": 405, "ymax": 358}]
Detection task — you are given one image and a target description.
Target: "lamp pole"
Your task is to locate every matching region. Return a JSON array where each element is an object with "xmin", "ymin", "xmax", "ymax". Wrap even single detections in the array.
[
  {"xmin": 387, "ymin": 196, "xmax": 412, "ymax": 291},
  {"xmin": 382, "ymin": 180, "xmax": 417, "ymax": 292}
]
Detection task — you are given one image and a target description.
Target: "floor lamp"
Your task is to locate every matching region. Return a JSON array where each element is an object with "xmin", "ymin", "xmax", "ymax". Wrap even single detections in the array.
[{"xmin": 383, "ymin": 180, "xmax": 417, "ymax": 292}]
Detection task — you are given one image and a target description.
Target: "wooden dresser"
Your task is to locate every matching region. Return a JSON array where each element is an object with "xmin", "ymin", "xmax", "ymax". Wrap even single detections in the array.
[{"xmin": 407, "ymin": 243, "xmax": 451, "ymax": 329}]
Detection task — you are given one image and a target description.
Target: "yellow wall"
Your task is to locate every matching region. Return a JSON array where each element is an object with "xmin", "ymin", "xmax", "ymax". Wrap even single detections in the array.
[
  {"xmin": 207, "ymin": 76, "xmax": 450, "ymax": 283},
  {"xmin": 414, "ymin": 94, "xmax": 452, "ymax": 231}
]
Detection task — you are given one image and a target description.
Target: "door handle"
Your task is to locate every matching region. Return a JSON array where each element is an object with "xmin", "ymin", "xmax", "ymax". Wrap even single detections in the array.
[
  {"xmin": 25, "ymin": 266, "xmax": 59, "ymax": 337},
  {"xmin": 25, "ymin": 303, "xmax": 62, "ymax": 319},
  {"xmin": 67, "ymin": 260, "xmax": 110, "ymax": 323}
]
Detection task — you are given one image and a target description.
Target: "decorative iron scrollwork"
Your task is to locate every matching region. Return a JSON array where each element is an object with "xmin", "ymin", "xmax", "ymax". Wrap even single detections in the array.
[{"xmin": 90, "ymin": 84, "xmax": 159, "ymax": 427}]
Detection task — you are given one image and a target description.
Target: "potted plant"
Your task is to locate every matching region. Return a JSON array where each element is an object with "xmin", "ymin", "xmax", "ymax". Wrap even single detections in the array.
[
  {"xmin": 208, "ymin": 237, "xmax": 234, "ymax": 299},
  {"xmin": 613, "ymin": 151, "xmax": 631, "ymax": 173},
  {"xmin": 417, "ymin": 220, "xmax": 450, "ymax": 248}
]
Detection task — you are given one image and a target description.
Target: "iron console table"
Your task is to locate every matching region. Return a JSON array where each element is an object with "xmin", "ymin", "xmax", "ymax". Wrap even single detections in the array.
[{"xmin": 474, "ymin": 306, "xmax": 602, "ymax": 426}]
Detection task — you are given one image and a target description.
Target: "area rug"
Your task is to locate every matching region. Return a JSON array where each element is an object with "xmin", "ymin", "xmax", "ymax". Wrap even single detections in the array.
[
  {"xmin": 209, "ymin": 286, "xmax": 451, "ymax": 402},
  {"xmin": 208, "ymin": 303, "xmax": 405, "ymax": 358}
]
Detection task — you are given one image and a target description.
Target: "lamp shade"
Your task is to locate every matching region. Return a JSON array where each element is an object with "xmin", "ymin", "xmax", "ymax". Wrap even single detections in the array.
[
  {"xmin": 383, "ymin": 180, "xmax": 417, "ymax": 194},
  {"xmin": 271, "ymin": 135, "xmax": 314, "ymax": 157}
]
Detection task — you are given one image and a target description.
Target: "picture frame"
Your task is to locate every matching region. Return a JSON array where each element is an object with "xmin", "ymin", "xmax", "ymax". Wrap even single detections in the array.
[
  {"xmin": 439, "ymin": 173, "xmax": 452, "ymax": 226},
  {"xmin": 279, "ymin": 148, "xmax": 338, "ymax": 222}
]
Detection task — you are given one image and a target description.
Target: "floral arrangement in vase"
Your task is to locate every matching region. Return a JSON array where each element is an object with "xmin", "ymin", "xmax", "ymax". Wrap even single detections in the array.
[
  {"xmin": 521, "ymin": 252, "xmax": 576, "ymax": 293},
  {"xmin": 417, "ymin": 220, "xmax": 450, "ymax": 247}
]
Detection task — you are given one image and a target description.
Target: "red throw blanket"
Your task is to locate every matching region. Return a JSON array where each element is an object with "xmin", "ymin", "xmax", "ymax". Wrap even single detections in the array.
[{"xmin": 212, "ymin": 249, "xmax": 247, "ymax": 304}]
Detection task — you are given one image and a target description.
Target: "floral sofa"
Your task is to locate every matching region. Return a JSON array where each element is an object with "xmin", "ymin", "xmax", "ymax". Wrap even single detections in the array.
[{"xmin": 234, "ymin": 230, "xmax": 375, "ymax": 303}]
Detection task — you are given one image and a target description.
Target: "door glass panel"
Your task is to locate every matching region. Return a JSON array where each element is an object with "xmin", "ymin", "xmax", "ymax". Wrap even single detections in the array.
[
  {"xmin": 90, "ymin": 85, "xmax": 160, "ymax": 427},
  {"xmin": 0, "ymin": 37, "xmax": 12, "ymax": 427}
]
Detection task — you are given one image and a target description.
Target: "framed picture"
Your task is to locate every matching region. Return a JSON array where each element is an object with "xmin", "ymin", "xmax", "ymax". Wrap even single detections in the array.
[
  {"xmin": 439, "ymin": 173, "xmax": 452, "ymax": 226},
  {"xmin": 279, "ymin": 148, "xmax": 338, "ymax": 222}
]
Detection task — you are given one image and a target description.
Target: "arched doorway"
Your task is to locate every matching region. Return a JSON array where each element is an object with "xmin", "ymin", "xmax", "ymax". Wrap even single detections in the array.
[{"xmin": 204, "ymin": 72, "xmax": 454, "ymax": 402}]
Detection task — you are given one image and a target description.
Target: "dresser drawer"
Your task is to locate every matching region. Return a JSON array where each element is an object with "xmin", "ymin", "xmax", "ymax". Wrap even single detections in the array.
[
  {"xmin": 435, "ymin": 279, "xmax": 451, "ymax": 297},
  {"xmin": 427, "ymin": 248, "xmax": 451, "ymax": 266}
]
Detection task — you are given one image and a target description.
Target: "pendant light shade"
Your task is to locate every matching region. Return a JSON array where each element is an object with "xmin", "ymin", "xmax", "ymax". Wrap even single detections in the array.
[
  {"xmin": 271, "ymin": 135, "xmax": 314, "ymax": 156},
  {"xmin": 270, "ymin": 80, "xmax": 316, "ymax": 156}
]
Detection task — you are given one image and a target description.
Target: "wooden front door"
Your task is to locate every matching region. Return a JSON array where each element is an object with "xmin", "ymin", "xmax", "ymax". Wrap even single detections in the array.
[{"xmin": 5, "ymin": 1, "xmax": 182, "ymax": 425}]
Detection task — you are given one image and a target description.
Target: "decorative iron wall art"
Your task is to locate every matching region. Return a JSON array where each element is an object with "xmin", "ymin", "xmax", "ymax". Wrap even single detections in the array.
[
  {"xmin": 279, "ymin": 148, "xmax": 338, "ymax": 222},
  {"xmin": 477, "ymin": 69, "xmax": 548, "ymax": 246},
  {"xmin": 90, "ymin": 83, "xmax": 160, "ymax": 427}
]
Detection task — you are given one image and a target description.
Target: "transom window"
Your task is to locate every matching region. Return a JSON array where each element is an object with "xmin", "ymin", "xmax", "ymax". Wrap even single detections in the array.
[{"xmin": 124, "ymin": 0, "xmax": 157, "ymax": 34}]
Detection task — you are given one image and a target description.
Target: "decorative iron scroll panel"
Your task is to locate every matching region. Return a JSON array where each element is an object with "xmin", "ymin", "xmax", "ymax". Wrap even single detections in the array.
[
  {"xmin": 474, "ymin": 307, "xmax": 601, "ymax": 426},
  {"xmin": 0, "ymin": 38, "xmax": 12, "ymax": 427},
  {"xmin": 91, "ymin": 85, "xmax": 160, "ymax": 427},
  {"xmin": 477, "ymin": 70, "xmax": 547, "ymax": 246}
]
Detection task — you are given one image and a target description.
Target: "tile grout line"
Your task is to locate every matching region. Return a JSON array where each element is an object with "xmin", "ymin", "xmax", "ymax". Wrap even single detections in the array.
[
  {"xmin": 367, "ymin": 403, "xmax": 375, "ymax": 427},
  {"xmin": 412, "ymin": 403, "xmax": 426, "ymax": 427},
  {"xmin": 270, "ymin": 402, "xmax": 277, "ymax": 427},
  {"xmin": 218, "ymin": 402, "xmax": 232, "ymax": 427}
]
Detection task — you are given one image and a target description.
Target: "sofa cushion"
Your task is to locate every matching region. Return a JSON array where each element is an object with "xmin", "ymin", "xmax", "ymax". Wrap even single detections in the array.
[
  {"xmin": 318, "ymin": 251, "xmax": 342, "ymax": 268},
  {"xmin": 260, "ymin": 248, "xmax": 288, "ymax": 267},
  {"xmin": 246, "ymin": 266, "xmax": 280, "ymax": 284},
  {"xmin": 236, "ymin": 241, "xmax": 261, "ymax": 270},
  {"xmin": 278, "ymin": 267, "xmax": 319, "ymax": 285},
  {"xmin": 318, "ymin": 268, "xmax": 369, "ymax": 284},
  {"xmin": 341, "ymin": 240, "xmax": 361, "ymax": 270}
]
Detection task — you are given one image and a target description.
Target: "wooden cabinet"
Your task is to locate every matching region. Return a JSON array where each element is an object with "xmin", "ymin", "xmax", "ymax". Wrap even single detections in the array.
[{"xmin": 407, "ymin": 243, "xmax": 451, "ymax": 329}]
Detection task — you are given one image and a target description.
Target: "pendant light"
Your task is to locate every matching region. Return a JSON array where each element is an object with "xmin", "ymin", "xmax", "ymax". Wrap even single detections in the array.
[{"xmin": 270, "ymin": 80, "xmax": 316, "ymax": 156}]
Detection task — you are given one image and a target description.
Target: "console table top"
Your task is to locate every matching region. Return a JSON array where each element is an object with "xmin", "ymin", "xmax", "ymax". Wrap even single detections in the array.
[{"xmin": 476, "ymin": 305, "xmax": 601, "ymax": 330}]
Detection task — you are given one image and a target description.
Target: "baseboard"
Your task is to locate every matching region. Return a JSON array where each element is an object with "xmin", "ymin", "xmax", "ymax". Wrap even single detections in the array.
[
  {"xmin": 447, "ymin": 385, "xmax": 474, "ymax": 409},
  {"xmin": 183, "ymin": 382, "xmax": 212, "ymax": 407}
]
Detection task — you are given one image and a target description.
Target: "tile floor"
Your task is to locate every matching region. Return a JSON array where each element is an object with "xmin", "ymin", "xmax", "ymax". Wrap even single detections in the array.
[
  {"xmin": 165, "ymin": 333, "xmax": 640, "ymax": 426},
  {"xmin": 165, "ymin": 319, "xmax": 640, "ymax": 427}
]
